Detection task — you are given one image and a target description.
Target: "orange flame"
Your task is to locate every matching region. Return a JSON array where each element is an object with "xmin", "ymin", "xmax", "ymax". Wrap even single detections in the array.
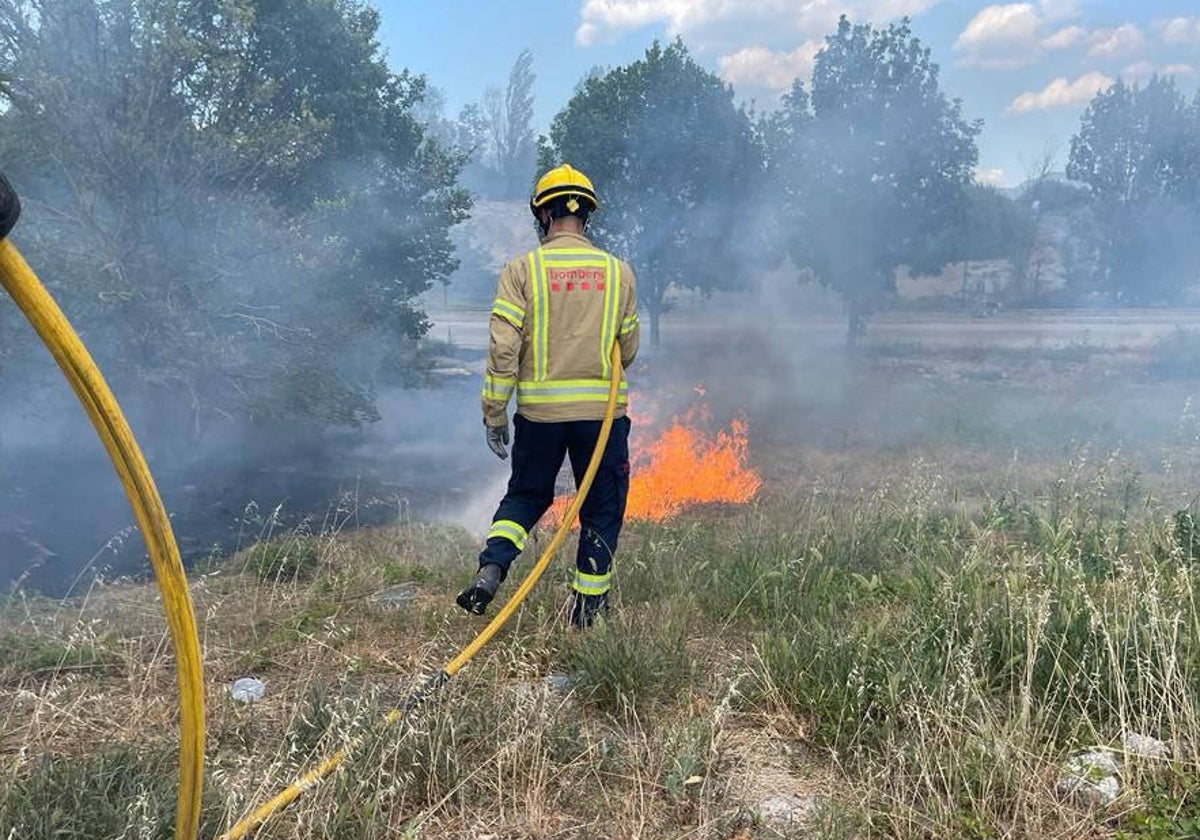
[{"xmin": 547, "ymin": 413, "xmax": 762, "ymax": 526}]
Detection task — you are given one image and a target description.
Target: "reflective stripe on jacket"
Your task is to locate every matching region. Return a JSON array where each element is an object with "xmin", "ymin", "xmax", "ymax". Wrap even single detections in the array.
[{"xmin": 482, "ymin": 231, "xmax": 639, "ymax": 424}]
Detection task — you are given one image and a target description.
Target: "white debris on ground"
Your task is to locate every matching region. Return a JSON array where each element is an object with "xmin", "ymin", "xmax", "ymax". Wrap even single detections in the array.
[
  {"xmin": 1057, "ymin": 749, "xmax": 1120, "ymax": 807},
  {"xmin": 1122, "ymin": 731, "xmax": 1170, "ymax": 760},
  {"xmin": 719, "ymin": 721, "xmax": 830, "ymax": 834},
  {"xmin": 368, "ymin": 583, "xmax": 419, "ymax": 610},
  {"xmin": 756, "ymin": 791, "xmax": 822, "ymax": 826},
  {"xmin": 229, "ymin": 676, "xmax": 265, "ymax": 703},
  {"xmin": 542, "ymin": 673, "xmax": 573, "ymax": 693}
]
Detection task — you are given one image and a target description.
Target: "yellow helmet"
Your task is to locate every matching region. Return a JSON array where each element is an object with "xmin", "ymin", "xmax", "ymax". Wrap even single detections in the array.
[{"xmin": 530, "ymin": 164, "xmax": 598, "ymax": 217}]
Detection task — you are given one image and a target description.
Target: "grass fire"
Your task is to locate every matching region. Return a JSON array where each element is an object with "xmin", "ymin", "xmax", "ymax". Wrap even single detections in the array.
[{"xmin": 547, "ymin": 409, "xmax": 762, "ymax": 527}]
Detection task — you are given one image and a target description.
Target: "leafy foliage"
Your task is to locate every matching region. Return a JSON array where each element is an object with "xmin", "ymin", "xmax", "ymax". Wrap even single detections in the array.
[
  {"xmin": 0, "ymin": 0, "xmax": 469, "ymax": 442},
  {"xmin": 483, "ymin": 48, "xmax": 537, "ymax": 198},
  {"xmin": 1067, "ymin": 77, "xmax": 1200, "ymax": 303},
  {"xmin": 954, "ymin": 184, "xmax": 1036, "ymax": 291},
  {"xmin": 766, "ymin": 17, "xmax": 981, "ymax": 342},
  {"xmin": 542, "ymin": 40, "xmax": 763, "ymax": 345}
]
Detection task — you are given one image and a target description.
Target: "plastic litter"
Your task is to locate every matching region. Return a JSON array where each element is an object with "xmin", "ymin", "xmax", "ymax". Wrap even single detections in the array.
[{"xmin": 230, "ymin": 677, "xmax": 265, "ymax": 703}]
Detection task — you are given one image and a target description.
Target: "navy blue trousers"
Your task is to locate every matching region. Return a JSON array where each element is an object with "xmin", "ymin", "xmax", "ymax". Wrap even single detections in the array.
[{"xmin": 480, "ymin": 414, "xmax": 631, "ymax": 595}]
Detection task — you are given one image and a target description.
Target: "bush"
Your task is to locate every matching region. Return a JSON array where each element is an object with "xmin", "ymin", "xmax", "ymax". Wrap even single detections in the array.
[{"xmin": 1117, "ymin": 763, "xmax": 1200, "ymax": 840}]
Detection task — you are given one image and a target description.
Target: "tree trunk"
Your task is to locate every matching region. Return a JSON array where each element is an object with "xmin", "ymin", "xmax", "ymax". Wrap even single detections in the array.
[{"xmin": 650, "ymin": 307, "xmax": 661, "ymax": 347}]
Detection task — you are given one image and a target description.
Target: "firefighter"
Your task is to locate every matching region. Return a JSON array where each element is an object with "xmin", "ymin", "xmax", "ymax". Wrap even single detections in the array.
[{"xmin": 456, "ymin": 164, "xmax": 640, "ymax": 628}]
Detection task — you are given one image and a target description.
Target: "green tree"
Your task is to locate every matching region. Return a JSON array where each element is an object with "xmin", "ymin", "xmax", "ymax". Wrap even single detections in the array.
[
  {"xmin": 1067, "ymin": 76, "xmax": 1200, "ymax": 303},
  {"xmin": 483, "ymin": 47, "xmax": 536, "ymax": 199},
  {"xmin": 770, "ymin": 17, "xmax": 981, "ymax": 343},
  {"xmin": 0, "ymin": 0, "xmax": 468, "ymax": 449},
  {"xmin": 950, "ymin": 184, "xmax": 1031, "ymax": 303},
  {"xmin": 543, "ymin": 39, "xmax": 762, "ymax": 345}
]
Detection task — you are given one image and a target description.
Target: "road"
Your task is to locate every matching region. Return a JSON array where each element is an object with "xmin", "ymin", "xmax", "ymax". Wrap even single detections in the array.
[{"xmin": 429, "ymin": 305, "xmax": 1200, "ymax": 352}]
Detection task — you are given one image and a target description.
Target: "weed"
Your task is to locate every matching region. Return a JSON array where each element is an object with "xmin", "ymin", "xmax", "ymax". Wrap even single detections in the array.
[
  {"xmin": 1117, "ymin": 763, "xmax": 1200, "ymax": 840},
  {"xmin": 0, "ymin": 628, "xmax": 116, "ymax": 677},
  {"xmin": 380, "ymin": 560, "xmax": 435, "ymax": 585},
  {"xmin": 567, "ymin": 610, "xmax": 696, "ymax": 715},
  {"xmin": 1173, "ymin": 510, "xmax": 1200, "ymax": 563},
  {"xmin": 289, "ymin": 681, "xmax": 339, "ymax": 756},
  {"xmin": 0, "ymin": 745, "xmax": 224, "ymax": 839},
  {"xmin": 7, "ymin": 462, "xmax": 1200, "ymax": 839},
  {"xmin": 244, "ymin": 535, "xmax": 321, "ymax": 582},
  {"xmin": 659, "ymin": 718, "xmax": 714, "ymax": 804}
]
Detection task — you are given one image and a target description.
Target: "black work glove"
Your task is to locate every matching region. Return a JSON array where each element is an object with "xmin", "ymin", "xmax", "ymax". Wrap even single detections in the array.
[{"xmin": 485, "ymin": 422, "xmax": 509, "ymax": 460}]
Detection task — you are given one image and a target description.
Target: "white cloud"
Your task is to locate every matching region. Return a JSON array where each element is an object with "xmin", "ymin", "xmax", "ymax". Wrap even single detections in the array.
[
  {"xmin": 954, "ymin": 3, "xmax": 1089, "ymax": 67},
  {"xmin": 1087, "ymin": 24, "xmax": 1146, "ymax": 58},
  {"xmin": 956, "ymin": 3, "xmax": 1041, "ymax": 49},
  {"xmin": 576, "ymin": 21, "xmax": 602, "ymax": 47},
  {"xmin": 1038, "ymin": 0, "xmax": 1086, "ymax": 21},
  {"xmin": 574, "ymin": 0, "xmax": 700, "ymax": 46},
  {"xmin": 574, "ymin": 0, "xmax": 946, "ymax": 49},
  {"xmin": 1041, "ymin": 25, "xmax": 1085, "ymax": 50},
  {"xmin": 1122, "ymin": 60, "xmax": 1156, "ymax": 80},
  {"xmin": 1007, "ymin": 71, "xmax": 1113, "ymax": 114},
  {"xmin": 1125, "ymin": 61, "xmax": 1196, "ymax": 80},
  {"xmin": 975, "ymin": 167, "xmax": 1007, "ymax": 186},
  {"xmin": 1158, "ymin": 17, "xmax": 1200, "ymax": 45},
  {"xmin": 719, "ymin": 42, "xmax": 822, "ymax": 92}
]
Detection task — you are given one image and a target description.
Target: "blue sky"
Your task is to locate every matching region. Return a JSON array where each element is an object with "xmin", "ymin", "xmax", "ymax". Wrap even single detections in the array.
[{"xmin": 377, "ymin": 1, "xmax": 1200, "ymax": 187}]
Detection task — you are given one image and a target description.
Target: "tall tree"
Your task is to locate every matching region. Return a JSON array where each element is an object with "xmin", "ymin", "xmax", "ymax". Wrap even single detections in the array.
[
  {"xmin": 0, "ymin": 0, "xmax": 469, "ymax": 449},
  {"xmin": 1067, "ymin": 76, "xmax": 1200, "ymax": 303},
  {"xmin": 954, "ymin": 184, "xmax": 1032, "ymax": 300},
  {"xmin": 543, "ymin": 39, "xmax": 762, "ymax": 345},
  {"xmin": 483, "ymin": 47, "xmax": 536, "ymax": 198},
  {"xmin": 769, "ymin": 17, "xmax": 981, "ymax": 343}
]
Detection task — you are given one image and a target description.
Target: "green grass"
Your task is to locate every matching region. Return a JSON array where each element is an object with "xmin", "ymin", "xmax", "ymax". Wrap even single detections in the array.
[
  {"xmin": 4, "ymin": 462, "xmax": 1200, "ymax": 838},
  {"xmin": 566, "ymin": 607, "xmax": 696, "ymax": 715},
  {"xmin": 0, "ymin": 628, "xmax": 118, "ymax": 677},
  {"xmin": 0, "ymin": 745, "xmax": 226, "ymax": 840},
  {"xmin": 243, "ymin": 534, "xmax": 322, "ymax": 582}
]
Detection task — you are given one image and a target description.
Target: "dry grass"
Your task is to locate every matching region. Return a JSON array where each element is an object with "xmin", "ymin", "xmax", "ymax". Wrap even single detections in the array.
[{"xmin": 5, "ymin": 336, "xmax": 1200, "ymax": 838}]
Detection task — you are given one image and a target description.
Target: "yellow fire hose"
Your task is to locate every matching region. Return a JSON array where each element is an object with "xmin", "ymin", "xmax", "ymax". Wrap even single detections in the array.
[
  {"xmin": 0, "ymin": 174, "xmax": 205, "ymax": 840},
  {"xmin": 220, "ymin": 342, "xmax": 624, "ymax": 840}
]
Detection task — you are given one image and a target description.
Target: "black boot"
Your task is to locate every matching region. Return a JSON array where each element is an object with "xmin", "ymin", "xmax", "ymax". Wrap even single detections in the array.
[
  {"xmin": 456, "ymin": 564, "xmax": 504, "ymax": 615},
  {"xmin": 570, "ymin": 591, "xmax": 609, "ymax": 628}
]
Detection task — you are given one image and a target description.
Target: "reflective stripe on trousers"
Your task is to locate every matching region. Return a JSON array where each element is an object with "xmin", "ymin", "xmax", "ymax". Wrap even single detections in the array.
[{"xmin": 478, "ymin": 416, "xmax": 631, "ymax": 590}]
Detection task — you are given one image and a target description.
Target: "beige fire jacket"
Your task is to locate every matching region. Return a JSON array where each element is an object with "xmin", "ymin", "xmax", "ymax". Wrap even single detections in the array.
[{"xmin": 481, "ymin": 231, "xmax": 639, "ymax": 425}]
